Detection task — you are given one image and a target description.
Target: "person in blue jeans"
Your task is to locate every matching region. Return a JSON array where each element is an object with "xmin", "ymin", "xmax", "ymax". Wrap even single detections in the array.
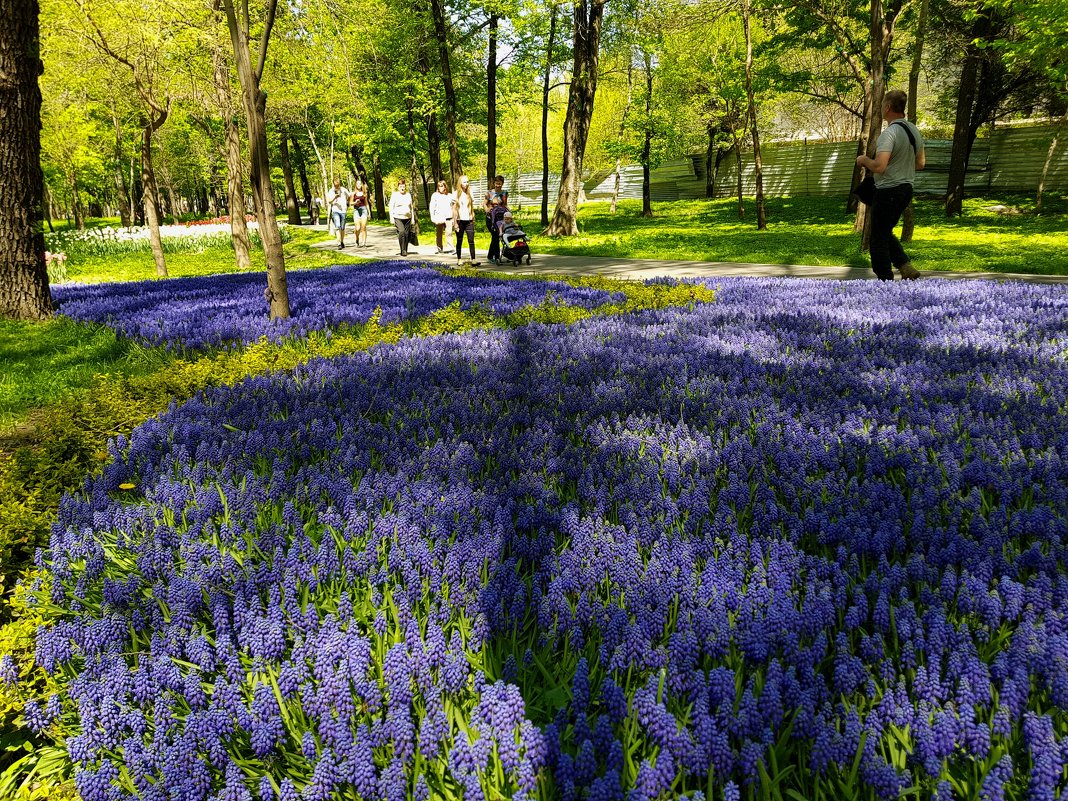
[{"xmin": 855, "ymin": 89, "xmax": 926, "ymax": 281}]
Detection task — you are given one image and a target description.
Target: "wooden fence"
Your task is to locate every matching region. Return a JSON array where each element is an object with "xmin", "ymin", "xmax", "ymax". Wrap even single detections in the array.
[{"xmin": 477, "ymin": 122, "xmax": 1067, "ymax": 207}]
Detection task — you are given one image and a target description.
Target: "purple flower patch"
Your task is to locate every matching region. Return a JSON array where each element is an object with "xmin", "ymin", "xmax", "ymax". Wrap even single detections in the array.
[
  {"xmin": 38, "ymin": 277, "xmax": 1068, "ymax": 799},
  {"xmin": 52, "ymin": 261, "xmax": 620, "ymax": 350}
]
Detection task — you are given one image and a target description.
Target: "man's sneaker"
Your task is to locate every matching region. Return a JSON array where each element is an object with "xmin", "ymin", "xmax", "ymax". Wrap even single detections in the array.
[{"xmin": 899, "ymin": 262, "xmax": 920, "ymax": 280}]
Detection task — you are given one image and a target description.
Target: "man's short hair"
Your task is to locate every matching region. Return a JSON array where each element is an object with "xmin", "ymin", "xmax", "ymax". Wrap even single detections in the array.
[
  {"xmin": 884, "ymin": 90, "xmax": 907, "ymax": 114},
  {"xmin": 494, "ymin": 175, "xmax": 505, "ymax": 182}
]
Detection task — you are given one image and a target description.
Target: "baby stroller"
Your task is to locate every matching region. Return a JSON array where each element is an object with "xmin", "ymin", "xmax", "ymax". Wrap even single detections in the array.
[{"xmin": 500, "ymin": 221, "xmax": 531, "ymax": 266}]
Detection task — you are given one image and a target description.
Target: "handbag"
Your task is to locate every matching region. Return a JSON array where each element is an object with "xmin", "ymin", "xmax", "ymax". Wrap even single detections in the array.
[
  {"xmin": 853, "ymin": 174, "xmax": 876, "ymax": 205},
  {"xmin": 407, "ymin": 229, "xmax": 419, "ymax": 247}
]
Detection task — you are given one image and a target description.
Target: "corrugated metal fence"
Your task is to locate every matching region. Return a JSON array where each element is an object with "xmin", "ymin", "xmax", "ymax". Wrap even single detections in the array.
[{"xmin": 479, "ymin": 122, "xmax": 1067, "ymax": 206}]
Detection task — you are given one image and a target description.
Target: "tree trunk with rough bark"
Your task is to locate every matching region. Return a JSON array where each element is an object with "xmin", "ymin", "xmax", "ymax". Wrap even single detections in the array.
[
  {"xmin": 540, "ymin": 4, "xmax": 557, "ymax": 228},
  {"xmin": 221, "ymin": 0, "xmax": 289, "ymax": 319},
  {"xmin": 110, "ymin": 107, "xmax": 132, "ymax": 228},
  {"xmin": 428, "ymin": 0, "xmax": 463, "ymax": 185},
  {"xmin": 0, "ymin": 0, "xmax": 52, "ymax": 320},
  {"xmin": 547, "ymin": 0, "xmax": 606, "ymax": 236}
]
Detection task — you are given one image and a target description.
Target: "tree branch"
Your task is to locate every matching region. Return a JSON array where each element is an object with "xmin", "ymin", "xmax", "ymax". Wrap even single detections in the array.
[{"xmin": 255, "ymin": 0, "xmax": 279, "ymax": 84}]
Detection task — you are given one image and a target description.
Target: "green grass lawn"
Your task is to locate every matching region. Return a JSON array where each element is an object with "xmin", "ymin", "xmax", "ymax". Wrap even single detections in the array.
[
  {"xmin": 504, "ymin": 194, "xmax": 1068, "ymax": 276},
  {"xmin": 57, "ymin": 226, "xmax": 366, "ymax": 284},
  {"xmin": 0, "ymin": 317, "xmax": 169, "ymax": 428}
]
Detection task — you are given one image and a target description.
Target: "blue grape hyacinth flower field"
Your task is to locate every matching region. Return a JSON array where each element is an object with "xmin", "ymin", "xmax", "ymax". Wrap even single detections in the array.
[
  {"xmin": 51, "ymin": 262, "xmax": 621, "ymax": 350},
  {"xmin": 27, "ymin": 275, "xmax": 1068, "ymax": 800}
]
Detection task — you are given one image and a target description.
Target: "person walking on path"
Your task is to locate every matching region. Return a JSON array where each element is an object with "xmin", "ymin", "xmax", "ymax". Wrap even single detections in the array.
[
  {"xmin": 389, "ymin": 179, "xmax": 416, "ymax": 257},
  {"xmin": 483, "ymin": 175, "xmax": 508, "ymax": 265},
  {"xmin": 430, "ymin": 179, "xmax": 454, "ymax": 254},
  {"xmin": 326, "ymin": 177, "xmax": 351, "ymax": 250},
  {"xmin": 352, "ymin": 178, "xmax": 371, "ymax": 247},
  {"xmin": 453, "ymin": 175, "xmax": 479, "ymax": 265},
  {"xmin": 856, "ymin": 89, "xmax": 925, "ymax": 281}
]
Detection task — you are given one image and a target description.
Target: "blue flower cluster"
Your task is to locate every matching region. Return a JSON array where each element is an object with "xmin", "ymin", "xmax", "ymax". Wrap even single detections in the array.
[
  {"xmin": 38, "ymin": 277, "xmax": 1068, "ymax": 799},
  {"xmin": 51, "ymin": 262, "xmax": 619, "ymax": 350}
]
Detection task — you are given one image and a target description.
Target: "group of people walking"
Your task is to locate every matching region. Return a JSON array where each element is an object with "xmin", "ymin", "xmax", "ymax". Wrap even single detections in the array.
[{"xmin": 325, "ymin": 173, "xmax": 514, "ymax": 265}]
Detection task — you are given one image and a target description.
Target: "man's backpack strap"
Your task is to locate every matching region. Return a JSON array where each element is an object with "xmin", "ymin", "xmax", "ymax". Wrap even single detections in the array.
[{"xmin": 890, "ymin": 120, "xmax": 917, "ymax": 153}]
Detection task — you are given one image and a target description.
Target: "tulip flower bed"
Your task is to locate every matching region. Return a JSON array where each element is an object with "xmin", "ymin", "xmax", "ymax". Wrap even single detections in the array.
[
  {"xmin": 51, "ymin": 262, "xmax": 622, "ymax": 351},
  {"xmin": 32, "ymin": 277, "xmax": 1068, "ymax": 800}
]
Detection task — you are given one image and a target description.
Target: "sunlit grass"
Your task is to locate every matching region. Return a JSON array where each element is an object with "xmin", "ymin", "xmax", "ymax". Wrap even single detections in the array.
[
  {"xmin": 59, "ymin": 227, "xmax": 367, "ymax": 284},
  {"xmin": 0, "ymin": 317, "xmax": 165, "ymax": 426},
  {"xmin": 511, "ymin": 194, "xmax": 1068, "ymax": 275}
]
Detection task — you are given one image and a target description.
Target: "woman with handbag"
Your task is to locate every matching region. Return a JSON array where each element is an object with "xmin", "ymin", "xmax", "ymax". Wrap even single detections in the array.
[{"xmin": 389, "ymin": 179, "xmax": 416, "ymax": 257}]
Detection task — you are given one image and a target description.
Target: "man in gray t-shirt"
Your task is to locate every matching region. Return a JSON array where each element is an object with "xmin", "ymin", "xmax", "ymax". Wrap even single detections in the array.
[{"xmin": 856, "ymin": 89, "xmax": 926, "ymax": 281}]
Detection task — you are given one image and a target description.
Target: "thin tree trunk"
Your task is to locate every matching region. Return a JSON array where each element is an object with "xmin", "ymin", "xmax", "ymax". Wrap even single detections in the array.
[
  {"xmin": 43, "ymin": 183, "xmax": 55, "ymax": 233},
  {"xmin": 222, "ymin": 115, "xmax": 252, "ymax": 269},
  {"xmin": 372, "ymin": 152, "xmax": 386, "ymax": 221},
  {"xmin": 70, "ymin": 175, "xmax": 85, "ymax": 230},
  {"xmin": 733, "ymin": 140, "xmax": 745, "ymax": 219},
  {"xmin": 902, "ymin": 0, "xmax": 926, "ymax": 244},
  {"xmin": 1037, "ymin": 112, "xmax": 1066, "ymax": 213},
  {"xmin": 743, "ymin": 0, "xmax": 765, "ymax": 229},
  {"xmin": 428, "ymin": 0, "xmax": 462, "ymax": 185},
  {"xmin": 140, "ymin": 113, "xmax": 168, "ymax": 277},
  {"xmin": 292, "ymin": 134, "xmax": 314, "ymax": 223},
  {"xmin": 487, "ymin": 12, "xmax": 498, "ymax": 182},
  {"xmin": 547, "ymin": 0, "xmax": 606, "ymax": 236},
  {"xmin": 945, "ymin": 46, "xmax": 980, "ymax": 216},
  {"xmin": 611, "ymin": 55, "xmax": 634, "ymax": 214},
  {"xmin": 540, "ymin": 4, "xmax": 558, "ymax": 228},
  {"xmin": 641, "ymin": 50, "xmax": 653, "ymax": 218},
  {"xmin": 278, "ymin": 128, "xmax": 301, "ymax": 225},
  {"xmin": 706, "ymin": 123, "xmax": 723, "ymax": 199},
  {"xmin": 0, "ymin": 0, "xmax": 52, "ymax": 320},
  {"xmin": 110, "ymin": 108, "xmax": 132, "ymax": 228},
  {"xmin": 221, "ymin": 0, "xmax": 289, "ymax": 319}
]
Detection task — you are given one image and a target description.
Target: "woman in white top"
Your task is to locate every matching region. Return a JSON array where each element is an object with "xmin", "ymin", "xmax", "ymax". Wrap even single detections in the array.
[
  {"xmin": 429, "ymin": 179, "xmax": 454, "ymax": 254},
  {"xmin": 451, "ymin": 175, "xmax": 479, "ymax": 265},
  {"xmin": 325, "ymin": 177, "xmax": 351, "ymax": 250},
  {"xmin": 388, "ymin": 179, "xmax": 416, "ymax": 257}
]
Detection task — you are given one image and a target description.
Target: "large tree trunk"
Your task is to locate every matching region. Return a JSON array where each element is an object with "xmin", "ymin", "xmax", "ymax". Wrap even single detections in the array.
[
  {"xmin": 743, "ymin": 0, "xmax": 766, "ymax": 229},
  {"xmin": 141, "ymin": 114, "xmax": 168, "ymax": 277},
  {"xmin": 641, "ymin": 50, "xmax": 653, "ymax": 218},
  {"xmin": 0, "ymin": 0, "xmax": 52, "ymax": 320},
  {"xmin": 547, "ymin": 0, "xmax": 606, "ymax": 236},
  {"xmin": 428, "ymin": 0, "xmax": 462, "ymax": 185},
  {"xmin": 222, "ymin": 0, "xmax": 289, "ymax": 319},
  {"xmin": 540, "ymin": 4, "xmax": 558, "ymax": 228},
  {"xmin": 278, "ymin": 128, "xmax": 302, "ymax": 225},
  {"xmin": 487, "ymin": 12, "xmax": 498, "ymax": 182}
]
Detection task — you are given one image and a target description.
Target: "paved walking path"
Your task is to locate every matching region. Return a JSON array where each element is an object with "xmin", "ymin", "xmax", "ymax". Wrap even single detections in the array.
[{"xmin": 311, "ymin": 223, "xmax": 1068, "ymax": 284}]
